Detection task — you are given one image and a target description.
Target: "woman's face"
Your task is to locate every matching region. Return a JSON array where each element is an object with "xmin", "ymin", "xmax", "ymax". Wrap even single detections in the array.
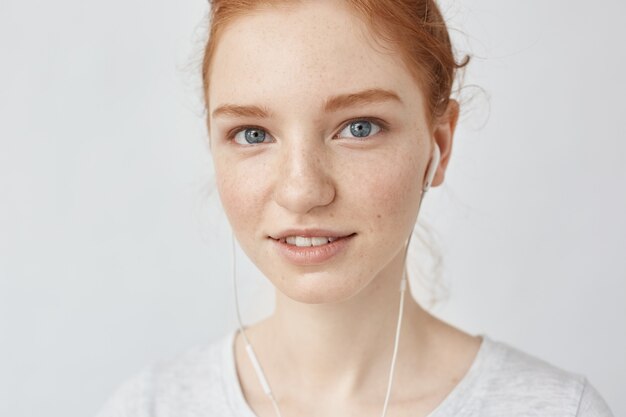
[{"xmin": 208, "ymin": 1, "xmax": 447, "ymax": 304}]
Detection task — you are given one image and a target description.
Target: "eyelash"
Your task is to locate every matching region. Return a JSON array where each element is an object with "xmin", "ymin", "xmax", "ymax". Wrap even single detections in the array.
[{"xmin": 226, "ymin": 117, "xmax": 389, "ymax": 144}]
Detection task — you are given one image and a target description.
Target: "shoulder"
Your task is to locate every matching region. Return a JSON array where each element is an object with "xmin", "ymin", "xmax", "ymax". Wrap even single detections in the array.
[
  {"xmin": 473, "ymin": 336, "xmax": 614, "ymax": 417},
  {"xmin": 95, "ymin": 331, "xmax": 236, "ymax": 417}
]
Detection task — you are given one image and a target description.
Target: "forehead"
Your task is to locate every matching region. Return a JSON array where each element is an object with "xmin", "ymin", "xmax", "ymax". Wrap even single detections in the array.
[{"xmin": 207, "ymin": 1, "xmax": 422, "ymax": 115}]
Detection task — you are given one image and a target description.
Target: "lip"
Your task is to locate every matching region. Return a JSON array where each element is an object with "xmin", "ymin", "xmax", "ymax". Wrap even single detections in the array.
[
  {"xmin": 269, "ymin": 228, "xmax": 354, "ymax": 240},
  {"xmin": 269, "ymin": 233, "xmax": 356, "ymax": 266}
]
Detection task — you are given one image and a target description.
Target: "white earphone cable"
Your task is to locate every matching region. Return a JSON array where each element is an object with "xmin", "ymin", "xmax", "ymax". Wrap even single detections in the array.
[
  {"xmin": 379, "ymin": 245, "xmax": 409, "ymax": 417},
  {"xmin": 232, "ymin": 232, "xmax": 284, "ymax": 417}
]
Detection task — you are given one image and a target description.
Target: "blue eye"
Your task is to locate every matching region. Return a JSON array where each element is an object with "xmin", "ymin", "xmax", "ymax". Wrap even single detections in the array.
[
  {"xmin": 337, "ymin": 119, "xmax": 383, "ymax": 139},
  {"xmin": 232, "ymin": 127, "xmax": 273, "ymax": 145}
]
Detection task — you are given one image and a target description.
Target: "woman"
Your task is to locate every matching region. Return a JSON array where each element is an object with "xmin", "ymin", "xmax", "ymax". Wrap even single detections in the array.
[{"xmin": 97, "ymin": 1, "xmax": 614, "ymax": 416}]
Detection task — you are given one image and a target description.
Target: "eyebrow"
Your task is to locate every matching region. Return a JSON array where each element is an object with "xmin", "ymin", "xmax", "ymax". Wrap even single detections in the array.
[{"xmin": 211, "ymin": 88, "xmax": 402, "ymax": 120}]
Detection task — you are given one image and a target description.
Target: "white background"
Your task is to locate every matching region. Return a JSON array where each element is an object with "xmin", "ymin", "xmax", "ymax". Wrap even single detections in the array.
[{"xmin": 1, "ymin": 1, "xmax": 624, "ymax": 416}]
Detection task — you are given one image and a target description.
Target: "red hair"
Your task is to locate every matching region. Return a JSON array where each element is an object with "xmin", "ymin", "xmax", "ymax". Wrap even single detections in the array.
[{"xmin": 202, "ymin": 0, "xmax": 469, "ymax": 126}]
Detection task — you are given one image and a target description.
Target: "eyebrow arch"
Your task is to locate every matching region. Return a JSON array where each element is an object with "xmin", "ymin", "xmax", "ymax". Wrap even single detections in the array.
[
  {"xmin": 211, "ymin": 88, "xmax": 402, "ymax": 120},
  {"xmin": 211, "ymin": 103, "xmax": 272, "ymax": 120},
  {"xmin": 323, "ymin": 88, "xmax": 402, "ymax": 113}
]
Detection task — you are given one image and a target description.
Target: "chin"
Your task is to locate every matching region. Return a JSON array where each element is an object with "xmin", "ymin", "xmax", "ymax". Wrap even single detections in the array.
[{"xmin": 270, "ymin": 270, "xmax": 371, "ymax": 305}]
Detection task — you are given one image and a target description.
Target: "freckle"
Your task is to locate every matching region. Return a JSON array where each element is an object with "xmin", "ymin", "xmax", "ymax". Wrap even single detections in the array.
[{"xmin": 377, "ymin": 214, "xmax": 381, "ymax": 218}]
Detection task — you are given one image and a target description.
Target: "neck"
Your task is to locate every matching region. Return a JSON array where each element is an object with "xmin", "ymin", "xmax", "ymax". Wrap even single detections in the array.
[{"xmin": 256, "ymin": 254, "xmax": 433, "ymax": 399}]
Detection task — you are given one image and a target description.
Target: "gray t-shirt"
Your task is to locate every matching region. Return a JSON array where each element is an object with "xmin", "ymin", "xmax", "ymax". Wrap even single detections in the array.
[{"xmin": 96, "ymin": 330, "xmax": 614, "ymax": 416}]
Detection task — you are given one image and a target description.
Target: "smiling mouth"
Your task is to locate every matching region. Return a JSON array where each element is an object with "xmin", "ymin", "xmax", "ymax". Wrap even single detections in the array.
[
  {"xmin": 270, "ymin": 233, "xmax": 356, "ymax": 247},
  {"xmin": 269, "ymin": 233, "xmax": 356, "ymax": 265}
]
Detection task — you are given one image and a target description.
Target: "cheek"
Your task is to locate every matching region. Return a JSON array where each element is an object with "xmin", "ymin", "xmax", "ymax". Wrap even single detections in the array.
[
  {"xmin": 346, "ymin": 152, "xmax": 421, "ymax": 230},
  {"xmin": 215, "ymin": 160, "xmax": 266, "ymax": 240}
]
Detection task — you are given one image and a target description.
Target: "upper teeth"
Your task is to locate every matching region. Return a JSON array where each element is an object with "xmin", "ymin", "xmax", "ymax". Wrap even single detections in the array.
[{"xmin": 284, "ymin": 236, "xmax": 337, "ymax": 247}]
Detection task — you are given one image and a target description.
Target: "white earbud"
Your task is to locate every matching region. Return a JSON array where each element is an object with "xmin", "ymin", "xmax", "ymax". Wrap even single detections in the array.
[{"xmin": 422, "ymin": 143, "xmax": 441, "ymax": 193}]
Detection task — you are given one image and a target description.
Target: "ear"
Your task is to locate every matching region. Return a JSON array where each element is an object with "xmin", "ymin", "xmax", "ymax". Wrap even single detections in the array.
[{"xmin": 430, "ymin": 99, "xmax": 460, "ymax": 188}]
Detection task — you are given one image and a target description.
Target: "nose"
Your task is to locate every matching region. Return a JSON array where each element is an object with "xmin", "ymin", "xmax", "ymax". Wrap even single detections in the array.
[{"xmin": 272, "ymin": 138, "xmax": 336, "ymax": 214}]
